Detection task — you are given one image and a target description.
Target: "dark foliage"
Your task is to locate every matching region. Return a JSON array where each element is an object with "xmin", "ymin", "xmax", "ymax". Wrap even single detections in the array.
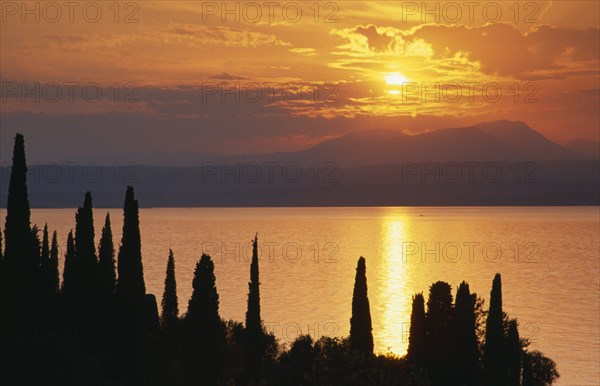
[
  {"xmin": 48, "ymin": 231, "xmax": 60, "ymax": 294},
  {"xmin": 507, "ymin": 319, "xmax": 522, "ymax": 386},
  {"xmin": 522, "ymin": 350, "xmax": 559, "ymax": 386},
  {"xmin": 62, "ymin": 230, "xmax": 75, "ymax": 295},
  {"xmin": 272, "ymin": 336, "xmax": 430, "ymax": 386},
  {"xmin": 39, "ymin": 224, "xmax": 57, "ymax": 296}
]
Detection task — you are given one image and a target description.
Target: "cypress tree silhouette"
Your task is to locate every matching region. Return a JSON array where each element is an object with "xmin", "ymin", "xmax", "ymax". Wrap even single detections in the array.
[
  {"xmin": 182, "ymin": 254, "xmax": 224, "ymax": 386},
  {"xmin": 349, "ymin": 256, "xmax": 373, "ymax": 354},
  {"xmin": 110, "ymin": 188, "xmax": 159, "ymax": 386},
  {"xmin": 74, "ymin": 192, "xmax": 98, "ymax": 296},
  {"xmin": 160, "ymin": 248, "xmax": 179, "ymax": 330},
  {"xmin": 243, "ymin": 234, "xmax": 265, "ymax": 384},
  {"xmin": 484, "ymin": 273, "xmax": 507, "ymax": 386},
  {"xmin": 4, "ymin": 133, "xmax": 32, "ymax": 264},
  {"xmin": 49, "ymin": 231, "xmax": 60, "ymax": 294},
  {"xmin": 117, "ymin": 186, "xmax": 146, "ymax": 297},
  {"xmin": 3, "ymin": 133, "xmax": 37, "ymax": 313},
  {"xmin": 425, "ymin": 281, "xmax": 453, "ymax": 383},
  {"xmin": 407, "ymin": 293, "xmax": 426, "ymax": 365},
  {"xmin": 452, "ymin": 281, "xmax": 480, "ymax": 385},
  {"xmin": 98, "ymin": 213, "xmax": 116, "ymax": 296},
  {"xmin": 506, "ymin": 319, "xmax": 521, "ymax": 386},
  {"xmin": 246, "ymin": 234, "xmax": 262, "ymax": 336},
  {"xmin": 62, "ymin": 230, "xmax": 75, "ymax": 294}
]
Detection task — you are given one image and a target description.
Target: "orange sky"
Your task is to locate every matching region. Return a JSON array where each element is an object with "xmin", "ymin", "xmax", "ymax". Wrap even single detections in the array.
[{"xmin": 1, "ymin": 1, "xmax": 599, "ymax": 159}]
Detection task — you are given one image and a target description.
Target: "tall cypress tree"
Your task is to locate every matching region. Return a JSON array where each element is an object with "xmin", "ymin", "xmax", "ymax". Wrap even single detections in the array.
[
  {"xmin": 62, "ymin": 230, "xmax": 75, "ymax": 294},
  {"xmin": 4, "ymin": 133, "xmax": 32, "ymax": 265},
  {"xmin": 98, "ymin": 213, "xmax": 116, "ymax": 295},
  {"xmin": 246, "ymin": 233, "xmax": 262, "ymax": 335},
  {"xmin": 349, "ymin": 256, "xmax": 373, "ymax": 354},
  {"xmin": 3, "ymin": 133, "xmax": 36, "ymax": 311},
  {"xmin": 484, "ymin": 273, "xmax": 507, "ymax": 386},
  {"xmin": 244, "ymin": 234, "xmax": 265, "ymax": 383},
  {"xmin": 407, "ymin": 293, "xmax": 426, "ymax": 365},
  {"xmin": 117, "ymin": 186, "xmax": 146, "ymax": 297},
  {"xmin": 506, "ymin": 319, "xmax": 521, "ymax": 386},
  {"xmin": 161, "ymin": 248, "xmax": 179, "ymax": 330},
  {"xmin": 182, "ymin": 254, "xmax": 224, "ymax": 386},
  {"xmin": 49, "ymin": 231, "xmax": 60, "ymax": 294},
  {"xmin": 425, "ymin": 281, "xmax": 453, "ymax": 383},
  {"xmin": 452, "ymin": 281, "xmax": 480, "ymax": 385},
  {"xmin": 74, "ymin": 192, "xmax": 97, "ymax": 296}
]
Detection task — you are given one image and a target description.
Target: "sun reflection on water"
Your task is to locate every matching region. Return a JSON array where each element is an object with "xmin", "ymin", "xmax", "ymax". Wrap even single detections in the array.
[{"xmin": 376, "ymin": 210, "xmax": 413, "ymax": 356}]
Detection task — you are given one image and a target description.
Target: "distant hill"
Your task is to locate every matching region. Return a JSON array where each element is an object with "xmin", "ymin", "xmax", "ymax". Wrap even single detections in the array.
[
  {"xmin": 234, "ymin": 120, "xmax": 585, "ymax": 167},
  {"xmin": 565, "ymin": 139, "xmax": 600, "ymax": 160},
  {"xmin": 54, "ymin": 120, "xmax": 590, "ymax": 167},
  {"xmin": 475, "ymin": 120, "xmax": 582, "ymax": 161}
]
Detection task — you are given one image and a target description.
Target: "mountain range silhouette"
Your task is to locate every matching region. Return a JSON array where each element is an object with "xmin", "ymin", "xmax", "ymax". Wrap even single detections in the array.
[{"xmin": 56, "ymin": 120, "xmax": 597, "ymax": 167}]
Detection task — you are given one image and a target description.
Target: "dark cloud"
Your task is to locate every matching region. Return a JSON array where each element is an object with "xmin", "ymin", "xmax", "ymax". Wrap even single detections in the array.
[{"xmin": 208, "ymin": 73, "xmax": 248, "ymax": 80}]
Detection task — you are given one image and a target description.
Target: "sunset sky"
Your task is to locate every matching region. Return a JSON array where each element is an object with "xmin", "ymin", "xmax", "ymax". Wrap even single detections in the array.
[{"xmin": 1, "ymin": 1, "xmax": 599, "ymax": 162}]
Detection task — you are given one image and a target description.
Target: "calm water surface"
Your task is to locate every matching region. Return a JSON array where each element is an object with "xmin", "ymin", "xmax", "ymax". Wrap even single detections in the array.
[{"xmin": 30, "ymin": 207, "xmax": 599, "ymax": 385}]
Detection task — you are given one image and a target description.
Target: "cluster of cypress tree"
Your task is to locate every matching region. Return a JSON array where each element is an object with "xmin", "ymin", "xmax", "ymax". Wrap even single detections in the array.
[
  {"xmin": 160, "ymin": 234, "xmax": 276, "ymax": 386},
  {"xmin": 1, "ymin": 134, "xmax": 158, "ymax": 385},
  {"xmin": 406, "ymin": 273, "xmax": 559, "ymax": 385},
  {"xmin": 1, "ymin": 133, "xmax": 560, "ymax": 386}
]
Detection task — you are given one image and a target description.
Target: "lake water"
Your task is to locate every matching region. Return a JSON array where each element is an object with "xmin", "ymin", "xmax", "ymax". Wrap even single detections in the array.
[{"xmin": 29, "ymin": 207, "xmax": 599, "ymax": 385}]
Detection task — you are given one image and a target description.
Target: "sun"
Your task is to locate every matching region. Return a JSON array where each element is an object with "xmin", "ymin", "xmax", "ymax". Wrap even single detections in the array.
[
  {"xmin": 384, "ymin": 73, "xmax": 410, "ymax": 86},
  {"xmin": 384, "ymin": 72, "xmax": 410, "ymax": 95}
]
